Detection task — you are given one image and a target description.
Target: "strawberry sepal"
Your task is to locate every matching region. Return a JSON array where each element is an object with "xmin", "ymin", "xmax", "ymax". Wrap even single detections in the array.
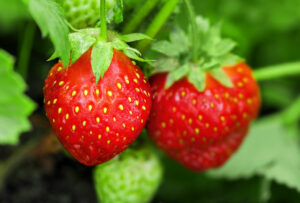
[
  {"xmin": 48, "ymin": 28, "xmax": 151, "ymax": 84},
  {"xmin": 151, "ymin": 17, "xmax": 245, "ymax": 91}
]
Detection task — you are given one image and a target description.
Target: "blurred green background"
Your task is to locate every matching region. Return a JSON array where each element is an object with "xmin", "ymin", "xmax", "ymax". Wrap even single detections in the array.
[{"xmin": 1, "ymin": 0, "xmax": 300, "ymax": 202}]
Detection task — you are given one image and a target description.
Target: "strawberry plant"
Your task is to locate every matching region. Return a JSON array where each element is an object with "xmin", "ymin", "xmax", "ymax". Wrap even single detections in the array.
[
  {"xmin": 42, "ymin": 0, "xmax": 153, "ymax": 165},
  {"xmin": 1, "ymin": 0, "xmax": 300, "ymax": 202}
]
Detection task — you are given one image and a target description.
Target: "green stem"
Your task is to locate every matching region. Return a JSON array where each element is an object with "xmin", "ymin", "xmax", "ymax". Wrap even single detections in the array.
[
  {"xmin": 136, "ymin": 0, "xmax": 179, "ymax": 53},
  {"xmin": 282, "ymin": 95, "xmax": 300, "ymax": 125},
  {"xmin": 122, "ymin": 0, "xmax": 160, "ymax": 34},
  {"xmin": 254, "ymin": 62, "xmax": 300, "ymax": 81},
  {"xmin": 184, "ymin": 0, "xmax": 198, "ymax": 61},
  {"xmin": 100, "ymin": 0, "xmax": 107, "ymax": 41},
  {"xmin": 16, "ymin": 21, "xmax": 36, "ymax": 80}
]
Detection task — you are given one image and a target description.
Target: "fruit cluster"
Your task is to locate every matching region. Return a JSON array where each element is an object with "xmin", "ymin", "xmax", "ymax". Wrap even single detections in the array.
[
  {"xmin": 44, "ymin": 22, "xmax": 260, "ymax": 172},
  {"xmin": 42, "ymin": 1, "xmax": 261, "ymax": 202}
]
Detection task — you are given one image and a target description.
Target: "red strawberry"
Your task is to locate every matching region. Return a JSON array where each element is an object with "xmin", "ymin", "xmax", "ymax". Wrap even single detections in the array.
[
  {"xmin": 146, "ymin": 62, "xmax": 260, "ymax": 171},
  {"xmin": 44, "ymin": 49, "xmax": 152, "ymax": 166}
]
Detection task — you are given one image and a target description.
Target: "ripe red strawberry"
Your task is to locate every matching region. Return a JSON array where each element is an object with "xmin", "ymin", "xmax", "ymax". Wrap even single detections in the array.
[
  {"xmin": 146, "ymin": 62, "xmax": 260, "ymax": 171},
  {"xmin": 44, "ymin": 49, "xmax": 152, "ymax": 166}
]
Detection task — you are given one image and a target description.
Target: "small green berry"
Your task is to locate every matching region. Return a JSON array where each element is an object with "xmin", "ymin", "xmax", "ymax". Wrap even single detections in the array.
[
  {"xmin": 93, "ymin": 146, "xmax": 163, "ymax": 203},
  {"xmin": 59, "ymin": 0, "xmax": 115, "ymax": 29}
]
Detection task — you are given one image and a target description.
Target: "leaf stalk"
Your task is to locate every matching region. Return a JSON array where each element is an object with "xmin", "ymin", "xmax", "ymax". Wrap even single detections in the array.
[
  {"xmin": 254, "ymin": 62, "xmax": 300, "ymax": 81},
  {"xmin": 184, "ymin": 0, "xmax": 198, "ymax": 62},
  {"xmin": 100, "ymin": 0, "xmax": 107, "ymax": 41},
  {"xmin": 136, "ymin": 0, "xmax": 179, "ymax": 53}
]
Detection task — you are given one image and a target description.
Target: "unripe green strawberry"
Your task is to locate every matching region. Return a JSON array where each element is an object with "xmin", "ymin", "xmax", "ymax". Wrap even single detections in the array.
[
  {"xmin": 93, "ymin": 146, "xmax": 163, "ymax": 203},
  {"xmin": 59, "ymin": 0, "xmax": 115, "ymax": 29}
]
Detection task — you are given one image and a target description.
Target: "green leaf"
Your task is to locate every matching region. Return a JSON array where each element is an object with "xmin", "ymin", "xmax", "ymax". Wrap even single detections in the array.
[
  {"xmin": 151, "ymin": 57, "xmax": 178, "ymax": 73},
  {"xmin": 78, "ymin": 28, "xmax": 101, "ymax": 38},
  {"xmin": 208, "ymin": 114, "xmax": 300, "ymax": 192},
  {"xmin": 0, "ymin": 50, "xmax": 35, "ymax": 145},
  {"xmin": 207, "ymin": 39, "xmax": 236, "ymax": 57},
  {"xmin": 170, "ymin": 26, "xmax": 189, "ymax": 53},
  {"xmin": 0, "ymin": 50, "xmax": 14, "ymax": 70},
  {"xmin": 110, "ymin": 38, "xmax": 151, "ymax": 63},
  {"xmin": 184, "ymin": 0, "xmax": 199, "ymax": 60},
  {"xmin": 257, "ymin": 147, "xmax": 300, "ymax": 192},
  {"xmin": 207, "ymin": 115, "xmax": 290, "ymax": 179},
  {"xmin": 28, "ymin": 0, "xmax": 70, "ymax": 67},
  {"xmin": 111, "ymin": 40, "xmax": 129, "ymax": 50},
  {"xmin": 91, "ymin": 41, "xmax": 113, "ymax": 84},
  {"xmin": 165, "ymin": 63, "xmax": 190, "ymax": 88},
  {"xmin": 151, "ymin": 26, "xmax": 188, "ymax": 57},
  {"xmin": 256, "ymin": 127, "xmax": 300, "ymax": 192},
  {"xmin": 69, "ymin": 32, "xmax": 96, "ymax": 64},
  {"xmin": 48, "ymin": 50, "xmax": 59, "ymax": 61},
  {"xmin": 200, "ymin": 58, "xmax": 220, "ymax": 70},
  {"xmin": 123, "ymin": 49, "xmax": 151, "ymax": 62},
  {"xmin": 114, "ymin": 0, "xmax": 124, "ymax": 23},
  {"xmin": 22, "ymin": 0, "xmax": 29, "ymax": 5},
  {"xmin": 220, "ymin": 54, "xmax": 244, "ymax": 67},
  {"xmin": 205, "ymin": 22, "xmax": 222, "ymax": 45},
  {"xmin": 0, "ymin": 0, "xmax": 30, "ymax": 33},
  {"xmin": 119, "ymin": 33, "xmax": 152, "ymax": 42},
  {"xmin": 187, "ymin": 68, "xmax": 206, "ymax": 91},
  {"xmin": 195, "ymin": 16, "xmax": 209, "ymax": 33},
  {"xmin": 209, "ymin": 68, "xmax": 233, "ymax": 87},
  {"xmin": 107, "ymin": 0, "xmax": 123, "ymax": 24},
  {"xmin": 152, "ymin": 41, "xmax": 182, "ymax": 57},
  {"xmin": 125, "ymin": 47, "xmax": 142, "ymax": 56}
]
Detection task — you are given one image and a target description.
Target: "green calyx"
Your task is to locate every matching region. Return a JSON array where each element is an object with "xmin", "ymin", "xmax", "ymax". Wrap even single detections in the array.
[
  {"xmin": 151, "ymin": 16, "xmax": 244, "ymax": 91},
  {"xmin": 49, "ymin": 28, "xmax": 151, "ymax": 83}
]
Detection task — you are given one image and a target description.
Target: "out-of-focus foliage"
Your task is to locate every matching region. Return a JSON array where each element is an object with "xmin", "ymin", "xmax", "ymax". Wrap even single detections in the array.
[
  {"xmin": 0, "ymin": 49, "xmax": 35, "ymax": 145},
  {"xmin": 208, "ymin": 115, "xmax": 300, "ymax": 192},
  {"xmin": 0, "ymin": 0, "xmax": 30, "ymax": 34},
  {"xmin": 173, "ymin": 0, "xmax": 300, "ymax": 64},
  {"xmin": 0, "ymin": 0, "xmax": 300, "ymax": 202},
  {"xmin": 28, "ymin": 0, "xmax": 70, "ymax": 67}
]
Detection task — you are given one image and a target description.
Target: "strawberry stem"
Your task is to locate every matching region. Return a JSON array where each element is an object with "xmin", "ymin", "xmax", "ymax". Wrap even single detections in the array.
[
  {"xmin": 16, "ymin": 21, "xmax": 36, "ymax": 81},
  {"xmin": 254, "ymin": 61, "xmax": 300, "ymax": 81},
  {"xmin": 100, "ymin": 0, "xmax": 107, "ymax": 41},
  {"xmin": 136, "ymin": 0, "xmax": 179, "ymax": 53},
  {"xmin": 184, "ymin": 0, "xmax": 198, "ymax": 62},
  {"xmin": 282, "ymin": 95, "xmax": 300, "ymax": 125},
  {"xmin": 122, "ymin": 0, "xmax": 160, "ymax": 34}
]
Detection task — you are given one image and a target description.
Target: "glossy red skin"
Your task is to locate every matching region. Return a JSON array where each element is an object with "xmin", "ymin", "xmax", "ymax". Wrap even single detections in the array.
[
  {"xmin": 147, "ymin": 62, "xmax": 260, "ymax": 171},
  {"xmin": 44, "ymin": 49, "xmax": 152, "ymax": 166}
]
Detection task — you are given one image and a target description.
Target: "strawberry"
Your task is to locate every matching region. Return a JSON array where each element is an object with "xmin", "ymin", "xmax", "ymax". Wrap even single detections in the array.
[
  {"xmin": 93, "ymin": 146, "xmax": 163, "ymax": 203},
  {"xmin": 146, "ymin": 15, "xmax": 261, "ymax": 171},
  {"xmin": 44, "ymin": 48, "xmax": 152, "ymax": 166},
  {"xmin": 147, "ymin": 62, "xmax": 260, "ymax": 171}
]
